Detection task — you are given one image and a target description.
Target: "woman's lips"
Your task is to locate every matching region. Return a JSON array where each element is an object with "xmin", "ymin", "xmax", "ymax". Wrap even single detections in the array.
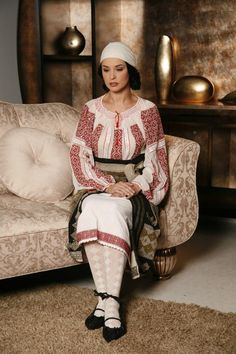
[{"xmin": 110, "ymin": 82, "xmax": 118, "ymax": 87}]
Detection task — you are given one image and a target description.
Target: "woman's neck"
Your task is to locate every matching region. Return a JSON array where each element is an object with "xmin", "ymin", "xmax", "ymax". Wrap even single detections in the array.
[{"xmin": 103, "ymin": 89, "xmax": 138, "ymax": 113}]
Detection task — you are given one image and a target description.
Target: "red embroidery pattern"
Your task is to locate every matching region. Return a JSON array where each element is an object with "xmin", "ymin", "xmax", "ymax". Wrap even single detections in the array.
[
  {"xmin": 91, "ymin": 123, "xmax": 104, "ymax": 157},
  {"xmin": 70, "ymin": 144, "xmax": 114, "ymax": 190},
  {"xmin": 111, "ymin": 129, "xmax": 123, "ymax": 159},
  {"xmin": 70, "ymin": 106, "xmax": 115, "ymax": 189},
  {"xmin": 141, "ymin": 106, "xmax": 162, "ymax": 146},
  {"xmin": 141, "ymin": 106, "xmax": 169, "ymax": 200},
  {"xmin": 75, "ymin": 105, "xmax": 95, "ymax": 147},
  {"xmin": 158, "ymin": 146, "xmax": 169, "ymax": 177},
  {"xmin": 130, "ymin": 124, "xmax": 145, "ymax": 158},
  {"xmin": 76, "ymin": 229, "xmax": 131, "ymax": 257}
]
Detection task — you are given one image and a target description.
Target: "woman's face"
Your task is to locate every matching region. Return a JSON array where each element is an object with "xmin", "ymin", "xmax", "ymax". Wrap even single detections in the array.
[{"xmin": 101, "ymin": 58, "xmax": 130, "ymax": 93}]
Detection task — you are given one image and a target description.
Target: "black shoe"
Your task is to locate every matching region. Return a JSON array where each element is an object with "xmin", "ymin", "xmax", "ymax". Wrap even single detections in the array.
[
  {"xmin": 85, "ymin": 307, "xmax": 105, "ymax": 330},
  {"xmin": 103, "ymin": 317, "xmax": 126, "ymax": 342},
  {"xmin": 102, "ymin": 293, "xmax": 126, "ymax": 342},
  {"xmin": 85, "ymin": 290, "xmax": 107, "ymax": 330}
]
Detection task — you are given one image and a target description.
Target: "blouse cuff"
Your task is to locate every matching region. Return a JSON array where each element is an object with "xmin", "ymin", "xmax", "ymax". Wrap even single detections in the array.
[
  {"xmin": 102, "ymin": 182, "xmax": 116, "ymax": 192},
  {"xmin": 132, "ymin": 175, "xmax": 150, "ymax": 192}
]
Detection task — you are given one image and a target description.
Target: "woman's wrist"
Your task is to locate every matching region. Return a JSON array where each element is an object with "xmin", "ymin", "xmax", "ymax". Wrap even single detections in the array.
[
  {"xmin": 131, "ymin": 182, "xmax": 142, "ymax": 194},
  {"xmin": 105, "ymin": 183, "xmax": 115, "ymax": 193}
]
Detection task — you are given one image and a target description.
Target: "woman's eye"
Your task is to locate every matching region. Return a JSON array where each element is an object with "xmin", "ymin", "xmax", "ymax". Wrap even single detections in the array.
[
  {"xmin": 103, "ymin": 69, "xmax": 109, "ymax": 72},
  {"xmin": 117, "ymin": 68, "xmax": 123, "ymax": 71}
]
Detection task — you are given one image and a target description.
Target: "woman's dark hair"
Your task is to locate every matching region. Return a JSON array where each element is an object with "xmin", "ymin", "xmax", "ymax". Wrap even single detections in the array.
[{"xmin": 98, "ymin": 62, "xmax": 141, "ymax": 91}]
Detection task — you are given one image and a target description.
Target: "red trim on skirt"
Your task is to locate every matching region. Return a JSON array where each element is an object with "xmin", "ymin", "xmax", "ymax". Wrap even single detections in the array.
[{"xmin": 76, "ymin": 229, "xmax": 131, "ymax": 258}]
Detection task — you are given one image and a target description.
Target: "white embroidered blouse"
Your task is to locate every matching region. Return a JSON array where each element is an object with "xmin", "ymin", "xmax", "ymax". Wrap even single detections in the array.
[{"xmin": 70, "ymin": 96, "xmax": 169, "ymax": 205}]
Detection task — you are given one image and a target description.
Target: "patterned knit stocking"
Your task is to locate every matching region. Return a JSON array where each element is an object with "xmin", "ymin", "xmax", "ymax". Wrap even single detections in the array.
[
  {"xmin": 84, "ymin": 242, "xmax": 107, "ymax": 317},
  {"xmin": 104, "ymin": 246, "xmax": 127, "ymax": 328}
]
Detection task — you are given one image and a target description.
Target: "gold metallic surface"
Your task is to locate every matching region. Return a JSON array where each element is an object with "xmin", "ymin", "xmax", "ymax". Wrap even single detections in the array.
[
  {"xmin": 172, "ymin": 75, "xmax": 215, "ymax": 103},
  {"xmin": 155, "ymin": 35, "xmax": 174, "ymax": 103},
  {"xmin": 154, "ymin": 247, "xmax": 177, "ymax": 279},
  {"xmin": 59, "ymin": 26, "xmax": 85, "ymax": 55}
]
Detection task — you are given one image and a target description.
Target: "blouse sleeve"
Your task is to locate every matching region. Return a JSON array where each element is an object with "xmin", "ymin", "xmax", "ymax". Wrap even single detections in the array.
[
  {"xmin": 132, "ymin": 105, "xmax": 169, "ymax": 205},
  {"xmin": 70, "ymin": 105, "xmax": 115, "ymax": 191}
]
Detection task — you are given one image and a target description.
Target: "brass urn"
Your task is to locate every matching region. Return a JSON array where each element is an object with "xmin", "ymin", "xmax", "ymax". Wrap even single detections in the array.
[
  {"xmin": 172, "ymin": 75, "xmax": 215, "ymax": 103},
  {"xmin": 59, "ymin": 26, "xmax": 85, "ymax": 55}
]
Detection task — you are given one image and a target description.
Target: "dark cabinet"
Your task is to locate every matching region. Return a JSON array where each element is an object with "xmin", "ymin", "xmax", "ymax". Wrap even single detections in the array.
[{"xmin": 158, "ymin": 102, "xmax": 236, "ymax": 214}]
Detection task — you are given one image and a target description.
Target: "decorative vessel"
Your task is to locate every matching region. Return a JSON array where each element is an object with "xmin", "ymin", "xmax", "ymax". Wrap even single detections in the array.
[
  {"xmin": 155, "ymin": 35, "xmax": 175, "ymax": 103},
  {"xmin": 154, "ymin": 248, "xmax": 177, "ymax": 280},
  {"xmin": 172, "ymin": 75, "xmax": 214, "ymax": 103},
  {"xmin": 218, "ymin": 90, "xmax": 236, "ymax": 105},
  {"xmin": 59, "ymin": 26, "xmax": 85, "ymax": 55}
]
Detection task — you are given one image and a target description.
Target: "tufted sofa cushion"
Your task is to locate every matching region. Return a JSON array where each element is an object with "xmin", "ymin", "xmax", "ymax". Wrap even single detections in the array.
[{"xmin": 0, "ymin": 127, "xmax": 74, "ymax": 202}]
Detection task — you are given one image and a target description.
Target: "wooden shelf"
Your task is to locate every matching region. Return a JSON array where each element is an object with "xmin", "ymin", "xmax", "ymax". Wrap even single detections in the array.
[
  {"xmin": 157, "ymin": 101, "xmax": 236, "ymax": 112},
  {"xmin": 43, "ymin": 54, "xmax": 93, "ymax": 62}
]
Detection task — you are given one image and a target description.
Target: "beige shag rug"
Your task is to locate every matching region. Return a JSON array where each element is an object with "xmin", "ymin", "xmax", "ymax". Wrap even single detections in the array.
[{"xmin": 0, "ymin": 283, "xmax": 236, "ymax": 354}]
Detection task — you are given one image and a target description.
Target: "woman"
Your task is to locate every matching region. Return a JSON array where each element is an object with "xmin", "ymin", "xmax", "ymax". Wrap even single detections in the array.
[{"xmin": 68, "ymin": 42, "xmax": 169, "ymax": 342}]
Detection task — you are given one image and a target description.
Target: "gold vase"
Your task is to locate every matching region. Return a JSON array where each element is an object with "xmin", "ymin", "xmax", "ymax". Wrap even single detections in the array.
[
  {"xmin": 59, "ymin": 26, "xmax": 85, "ymax": 55},
  {"xmin": 154, "ymin": 247, "xmax": 177, "ymax": 279},
  {"xmin": 155, "ymin": 35, "xmax": 174, "ymax": 103}
]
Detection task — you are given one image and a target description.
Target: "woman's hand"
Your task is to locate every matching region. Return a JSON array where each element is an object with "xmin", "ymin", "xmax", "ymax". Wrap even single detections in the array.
[
  {"xmin": 105, "ymin": 181, "xmax": 141, "ymax": 198},
  {"xmin": 130, "ymin": 182, "xmax": 142, "ymax": 195}
]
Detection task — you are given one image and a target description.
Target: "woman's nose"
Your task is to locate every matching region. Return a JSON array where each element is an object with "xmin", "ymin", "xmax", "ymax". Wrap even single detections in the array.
[{"xmin": 110, "ymin": 70, "xmax": 116, "ymax": 79}]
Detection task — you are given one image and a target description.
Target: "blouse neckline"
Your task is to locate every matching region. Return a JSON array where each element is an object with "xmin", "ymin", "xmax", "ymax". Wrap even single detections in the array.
[{"xmin": 99, "ymin": 95, "xmax": 141, "ymax": 118}]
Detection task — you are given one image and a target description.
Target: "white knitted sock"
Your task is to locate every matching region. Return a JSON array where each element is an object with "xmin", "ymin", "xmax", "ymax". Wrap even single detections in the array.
[
  {"xmin": 84, "ymin": 242, "xmax": 107, "ymax": 317},
  {"xmin": 104, "ymin": 246, "xmax": 127, "ymax": 328}
]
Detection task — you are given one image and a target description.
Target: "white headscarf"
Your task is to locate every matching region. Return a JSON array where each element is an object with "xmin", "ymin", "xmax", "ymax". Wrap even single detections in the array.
[{"xmin": 100, "ymin": 42, "xmax": 137, "ymax": 68}]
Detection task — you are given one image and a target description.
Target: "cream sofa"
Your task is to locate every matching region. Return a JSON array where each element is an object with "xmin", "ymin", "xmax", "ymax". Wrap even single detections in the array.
[{"xmin": 0, "ymin": 101, "xmax": 200, "ymax": 280}]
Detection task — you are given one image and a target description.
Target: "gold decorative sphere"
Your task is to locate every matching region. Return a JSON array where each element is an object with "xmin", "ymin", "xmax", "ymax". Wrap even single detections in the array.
[{"xmin": 172, "ymin": 75, "xmax": 214, "ymax": 103}]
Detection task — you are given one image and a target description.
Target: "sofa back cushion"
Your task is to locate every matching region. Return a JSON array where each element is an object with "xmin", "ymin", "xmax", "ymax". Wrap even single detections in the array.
[
  {"xmin": 0, "ymin": 102, "xmax": 20, "ymax": 193},
  {"xmin": 0, "ymin": 127, "xmax": 74, "ymax": 202},
  {"xmin": 0, "ymin": 101, "xmax": 79, "ymax": 194},
  {"xmin": 13, "ymin": 102, "xmax": 78, "ymax": 144}
]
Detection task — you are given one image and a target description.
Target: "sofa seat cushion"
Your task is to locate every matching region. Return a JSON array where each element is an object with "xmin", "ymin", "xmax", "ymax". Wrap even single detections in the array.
[
  {"xmin": 0, "ymin": 194, "xmax": 73, "ymax": 238},
  {"xmin": 0, "ymin": 127, "xmax": 74, "ymax": 202}
]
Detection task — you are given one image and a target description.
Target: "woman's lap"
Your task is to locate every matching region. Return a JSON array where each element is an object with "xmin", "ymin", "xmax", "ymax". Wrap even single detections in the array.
[{"xmin": 76, "ymin": 193, "xmax": 132, "ymax": 258}]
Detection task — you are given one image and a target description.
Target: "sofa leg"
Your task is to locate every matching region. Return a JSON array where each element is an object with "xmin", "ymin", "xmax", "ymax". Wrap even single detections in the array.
[{"xmin": 153, "ymin": 247, "xmax": 177, "ymax": 280}]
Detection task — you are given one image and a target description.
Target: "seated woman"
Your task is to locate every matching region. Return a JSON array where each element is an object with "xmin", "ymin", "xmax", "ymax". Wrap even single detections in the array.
[{"xmin": 68, "ymin": 41, "xmax": 169, "ymax": 342}]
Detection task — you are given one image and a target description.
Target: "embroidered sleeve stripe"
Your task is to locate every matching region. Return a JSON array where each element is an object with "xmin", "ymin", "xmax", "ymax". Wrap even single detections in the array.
[
  {"xmin": 75, "ymin": 147, "xmax": 114, "ymax": 188},
  {"xmin": 130, "ymin": 124, "xmax": 145, "ymax": 158},
  {"xmin": 141, "ymin": 106, "xmax": 160, "ymax": 146},
  {"xmin": 158, "ymin": 147, "xmax": 169, "ymax": 172},
  {"xmin": 71, "ymin": 145, "xmax": 106, "ymax": 190},
  {"xmin": 74, "ymin": 105, "xmax": 95, "ymax": 147},
  {"xmin": 87, "ymin": 162, "xmax": 115, "ymax": 186},
  {"xmin": 80, "ymin": 151, "xmax": 114, "ymax": 189},
  {"xmin": 91, "ymin": 124, "xmax": 104, "ymax": 157}
]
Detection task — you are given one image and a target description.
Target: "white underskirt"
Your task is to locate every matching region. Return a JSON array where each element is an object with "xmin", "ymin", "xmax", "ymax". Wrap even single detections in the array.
[{"xmin": 76, "ymin": 193, "xmax": 133, "ymax": 261}]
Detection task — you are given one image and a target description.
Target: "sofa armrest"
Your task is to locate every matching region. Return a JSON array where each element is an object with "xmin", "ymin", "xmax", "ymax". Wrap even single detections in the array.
[{"xmin": 158, "ymin": 135, "xmax": 200, "ymax": 249}]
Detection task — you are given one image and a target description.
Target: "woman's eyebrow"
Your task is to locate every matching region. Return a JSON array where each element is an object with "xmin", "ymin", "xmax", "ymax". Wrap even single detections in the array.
[{"xmin": 102, "ymin": 64, "xmax": 125, "ymax": 69}]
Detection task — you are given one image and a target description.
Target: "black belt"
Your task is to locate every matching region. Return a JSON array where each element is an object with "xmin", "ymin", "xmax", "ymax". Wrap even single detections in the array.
[{"xmin": 94, "ymin": 154, "xmax": 144, "ymax": 165}]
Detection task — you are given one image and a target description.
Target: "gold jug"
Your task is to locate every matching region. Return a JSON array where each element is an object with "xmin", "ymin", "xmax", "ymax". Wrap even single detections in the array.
[{"xmin": 60, "ymin": 26, "xmax": 85, "ymax": 55}]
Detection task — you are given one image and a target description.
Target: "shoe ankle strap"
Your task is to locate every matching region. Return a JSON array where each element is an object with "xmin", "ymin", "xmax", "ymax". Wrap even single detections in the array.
[
  {"xmin": 94, "ymin": 290, "xmax": 121, "ymax": 303},
  {"xmin": 94, "ymin": 290, "xmax": 108, "ymax": 300}
]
